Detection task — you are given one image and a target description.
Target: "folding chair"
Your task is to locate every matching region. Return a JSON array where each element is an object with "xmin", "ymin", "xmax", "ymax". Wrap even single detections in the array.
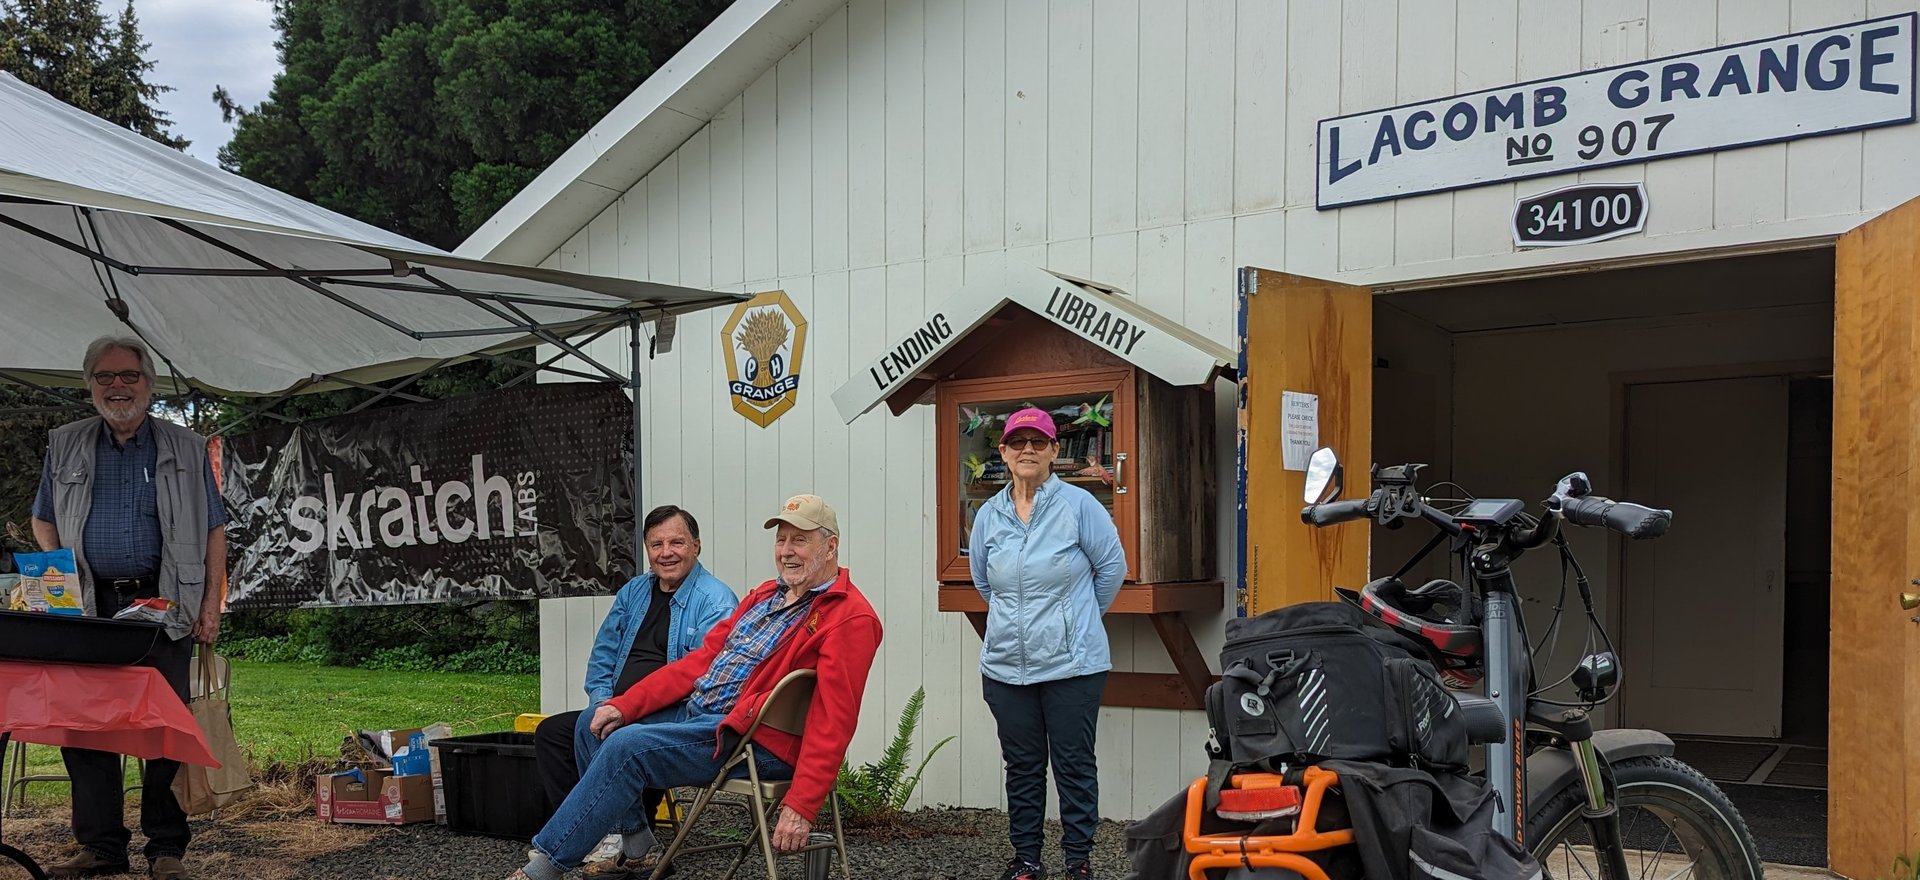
[{"xmin": 650, "ymin": 669, "xmax": 852, "ymax": 880}]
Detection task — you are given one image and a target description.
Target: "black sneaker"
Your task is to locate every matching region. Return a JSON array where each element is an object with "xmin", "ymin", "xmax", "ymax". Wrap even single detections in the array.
[
  {"xmin": 1065, "ymin": 859, "xmax": 1092, "ymax": 880},
  {"xmin": 999, "ymin": 859, "xmax": 1047, "ymax": 880}
]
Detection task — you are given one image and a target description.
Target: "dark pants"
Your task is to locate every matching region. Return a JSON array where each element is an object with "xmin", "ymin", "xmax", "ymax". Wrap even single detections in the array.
[
  {"xmin": 982, "ymin": 671, "xmax": 1107, "ymax": 864},
  {"xmin": 63, "ymin": 597, "xmax": 192, "ymax": 863},
  {"xmin": 534, "ymin": 709, "xmax": 664, "ymax": 826}
]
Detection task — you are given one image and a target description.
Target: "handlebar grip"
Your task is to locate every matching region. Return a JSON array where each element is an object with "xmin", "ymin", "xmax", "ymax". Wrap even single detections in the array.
[
  {"xmin": 1301, "ymin": 498, "xmax": 1372, "ymax": 527},
  {"xmin": 1560, "ymin": 495, "xmax": 1671, "ymax": 539}
]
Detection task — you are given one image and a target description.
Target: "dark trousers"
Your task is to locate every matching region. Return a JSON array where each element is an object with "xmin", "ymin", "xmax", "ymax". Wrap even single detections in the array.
[
  {"xmin": 62, "ymin": 608, "xmax": 192, "ymax": 862},
  {"xmin": 534, "ymin": 709, "xmax": 664, "ymax": 826},
  {"xmin": 982, "ymin": 671, "xmax": 1107, "ymax": 864}
]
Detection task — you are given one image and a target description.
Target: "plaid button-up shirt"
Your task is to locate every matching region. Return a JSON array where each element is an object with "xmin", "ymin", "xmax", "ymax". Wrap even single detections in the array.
[{"xmin": 687, "ymin": 581, "xmax": 831, "ymax": 715}]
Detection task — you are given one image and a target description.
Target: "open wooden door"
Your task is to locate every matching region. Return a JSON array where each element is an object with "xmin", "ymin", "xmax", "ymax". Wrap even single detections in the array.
[
  {"xmin": 1237, "ymin": 267, "xmax": 1371, "ymax": 615},
  {"xmin": 1831, "ymin": 195, "xmax": 1920, "ymax": 878}
]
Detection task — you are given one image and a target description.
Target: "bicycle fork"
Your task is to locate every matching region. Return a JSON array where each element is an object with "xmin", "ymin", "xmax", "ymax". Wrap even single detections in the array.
[{"xmin": 1528, "ymin": 705, "xmax": 1631, "ymax": 880}]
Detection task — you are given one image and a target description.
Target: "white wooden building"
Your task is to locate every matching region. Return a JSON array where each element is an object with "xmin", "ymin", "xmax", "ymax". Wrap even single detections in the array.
[{"xmin": 457, "ymin": 1, "xmax": 1920, "ymax": 866}]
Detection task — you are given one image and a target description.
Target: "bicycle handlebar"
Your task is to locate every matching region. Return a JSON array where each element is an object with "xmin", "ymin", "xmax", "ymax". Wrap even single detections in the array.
[
  {"xmin": 1300, "ymin": 497, "xmax": 1371, "ymax": 527},
  {"xmin": 1557, "ymin": 495, "xmax": 1671, "ymax": 539}
]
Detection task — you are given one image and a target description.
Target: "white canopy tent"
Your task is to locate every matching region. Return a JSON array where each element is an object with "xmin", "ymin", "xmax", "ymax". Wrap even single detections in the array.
[
  {"xmin": 0, "ymin": 71, "xmax": 745, "ymax": 552},
  {"xmin": 0, "ymin": 70, "xmax": 742, "ymax": 399}
]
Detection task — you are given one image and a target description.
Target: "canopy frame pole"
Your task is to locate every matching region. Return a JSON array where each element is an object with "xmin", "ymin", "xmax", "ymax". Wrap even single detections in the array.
[
  {"xmin": 0, "ymin": 370, "xmax": 93, "ymax": 412},
  {"xmin": 629, "ymin": 311, "xmax": 645, "ymax": 563},
  {"xmin": 342, "ymin": 359, "xmax": 455, "ymax": 414},
  {"xmin": 498, "ymin": 323, "xmax": 625, "ymax": 388},
  {"xmin": 208, "ymin": 377, "xmax": 317, "ymax": 436},
  {"xmin": 152, "ymin": 218, "xmax": 424, "ymax": 340},
  {"xmin": 418, "ymin": 275, "xmax": 626, "ymax": 382}
]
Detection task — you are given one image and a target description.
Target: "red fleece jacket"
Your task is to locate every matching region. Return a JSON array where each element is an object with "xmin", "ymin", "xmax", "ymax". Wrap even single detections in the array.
[{"xmin": 607, "ymin": 567, "xmax": 882, "ymax": 818}]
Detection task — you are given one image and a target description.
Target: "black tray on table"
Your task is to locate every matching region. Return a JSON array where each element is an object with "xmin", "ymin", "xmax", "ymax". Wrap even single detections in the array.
[{"xmin": 0, "ymin": 608, "xmax": 163, "ymax": 665}]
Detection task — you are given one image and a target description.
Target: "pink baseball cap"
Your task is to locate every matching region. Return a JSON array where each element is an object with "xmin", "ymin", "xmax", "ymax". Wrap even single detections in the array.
[{"xmin": 1001, "ymin": 407, "xmax": 1057, "ymax": 440}]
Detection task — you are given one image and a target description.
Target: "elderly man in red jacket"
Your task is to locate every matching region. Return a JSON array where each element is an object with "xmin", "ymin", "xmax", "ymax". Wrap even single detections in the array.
[{"xmin": 508, "ymin": 494, "xmax": 883, "ymax": 880}]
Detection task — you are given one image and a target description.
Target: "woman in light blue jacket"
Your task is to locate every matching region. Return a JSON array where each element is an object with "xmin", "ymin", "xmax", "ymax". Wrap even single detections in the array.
[{"xmin": 970, "ymin": 407, "xmax": 1127, "ymax": 880}]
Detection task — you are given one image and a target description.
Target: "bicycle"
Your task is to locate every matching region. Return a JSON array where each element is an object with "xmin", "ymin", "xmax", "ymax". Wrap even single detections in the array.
[{"xmin": 1282, "ymin": 448, "xmax": 1761, "ymax": 880}]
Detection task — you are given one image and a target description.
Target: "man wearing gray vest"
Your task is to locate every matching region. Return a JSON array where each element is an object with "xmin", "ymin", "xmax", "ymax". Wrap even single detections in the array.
[{"xmin": 30, "ymin": 336, "xmax": 226, "ymax": 880}]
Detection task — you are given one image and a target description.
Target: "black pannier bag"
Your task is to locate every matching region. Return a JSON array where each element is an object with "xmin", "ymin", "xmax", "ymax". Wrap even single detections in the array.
[{"xmin": 1205, "ymin": 601, "xmax": 1468, "ymax": 772}]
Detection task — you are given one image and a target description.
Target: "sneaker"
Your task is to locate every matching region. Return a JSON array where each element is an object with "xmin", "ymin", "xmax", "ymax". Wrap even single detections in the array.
[
  {"xmin": 999, "ymin": 859, "xmax": 1047, "ymax": 880},
  {"xmin": 1065, "ymin": 859, "xmax": 1093, "ymax": 880}
]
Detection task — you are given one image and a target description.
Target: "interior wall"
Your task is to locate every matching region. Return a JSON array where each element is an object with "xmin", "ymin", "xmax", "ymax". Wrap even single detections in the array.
[
  {"xmin": 1448, "ymin": 305, "xmax": 1832, "ymax": 702},
  {"xmin": 1784, "ymin": 378, "xmax": 1833, "ymax": 744},
  {"xmin": 1372, "ymin": 302, "xmax": 1455, "ymax": 583}
]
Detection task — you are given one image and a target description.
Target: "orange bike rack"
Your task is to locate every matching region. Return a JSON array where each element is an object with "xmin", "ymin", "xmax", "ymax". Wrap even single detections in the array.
[{"xmin": 1180, "ymin": 767, "xmax": 1354, "ymax": 880}]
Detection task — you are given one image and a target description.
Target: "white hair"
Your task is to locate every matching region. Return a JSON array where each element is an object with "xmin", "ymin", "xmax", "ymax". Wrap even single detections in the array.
[{"xmin": 82, "ymin": 336, "xmax": 157, "ymax": 384}]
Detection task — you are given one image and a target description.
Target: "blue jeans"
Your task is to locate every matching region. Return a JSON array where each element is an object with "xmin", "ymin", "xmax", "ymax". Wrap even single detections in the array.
[{"xmin": 535, "ymin": 701, "xmax": 792, "ymax": 870}]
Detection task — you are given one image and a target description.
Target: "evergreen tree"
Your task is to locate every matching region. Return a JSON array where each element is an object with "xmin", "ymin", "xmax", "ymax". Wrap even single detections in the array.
[
  {"xmin": 0, "ymin": 0, "xmax": 189, "ymax": 149},
  {"xmin": 220, "ymin": 0, "xmax": 732, "ymax": 249}
]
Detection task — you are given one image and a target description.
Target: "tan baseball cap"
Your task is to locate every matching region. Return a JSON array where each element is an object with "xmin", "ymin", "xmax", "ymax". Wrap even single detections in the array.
[{"xmin": 764, "ymin": 493, "xmax": 839, "ymax": 535}]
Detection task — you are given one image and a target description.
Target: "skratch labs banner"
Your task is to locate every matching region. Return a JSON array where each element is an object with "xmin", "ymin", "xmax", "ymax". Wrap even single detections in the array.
[{"xmin": 217, "ymin": 383, "xmax": 634, "ymax": 609}]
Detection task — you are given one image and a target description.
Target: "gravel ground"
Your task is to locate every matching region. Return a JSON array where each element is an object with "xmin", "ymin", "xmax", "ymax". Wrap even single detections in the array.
[{"xmin": 0, "ymin": 801, "xmax": 1132, "ymax": 880}]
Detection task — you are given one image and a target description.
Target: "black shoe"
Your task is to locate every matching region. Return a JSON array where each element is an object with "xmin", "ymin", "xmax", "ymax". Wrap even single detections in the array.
[
  {"xmin": 999, "ymin": 859, "xmax": 1047, "ymax": 880},
  {"xmin": 45, "ymin": 850, "xmax": 132, "ymax": 878},
  {"xmin": 1065, "ymin": 859, "xmax": 1093, "ymax": 880}
]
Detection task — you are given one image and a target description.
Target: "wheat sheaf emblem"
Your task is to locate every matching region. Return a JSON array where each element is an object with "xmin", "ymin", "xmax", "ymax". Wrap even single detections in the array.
[{"xmin": 734, "ymin": 308, "xmax": 791, "ymax": 390}]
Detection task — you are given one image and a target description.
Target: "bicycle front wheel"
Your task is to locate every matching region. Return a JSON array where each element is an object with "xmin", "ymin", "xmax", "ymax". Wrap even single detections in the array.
[{"xmin": 1525, "ymin": 755, "xmax": 1761, "ymax": 880}]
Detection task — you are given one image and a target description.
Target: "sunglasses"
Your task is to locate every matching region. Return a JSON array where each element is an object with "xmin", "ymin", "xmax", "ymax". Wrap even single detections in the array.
[
  {"xmin": 90, "ymin": 371, "xmax": 146, "ymax": 386},
  {"xmin": 1000, "ymin": 435, "xmax": 1054, "ymax": 451}
]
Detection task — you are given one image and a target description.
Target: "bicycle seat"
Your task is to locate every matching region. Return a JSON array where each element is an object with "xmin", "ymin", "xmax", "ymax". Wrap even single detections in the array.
[{"xmin": 1358, "ymin": 576, "xmax": 1484, "ymax": 688}]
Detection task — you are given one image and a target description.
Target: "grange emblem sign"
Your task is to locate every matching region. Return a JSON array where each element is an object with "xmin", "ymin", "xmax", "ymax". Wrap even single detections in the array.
[{"xmin": 722, "ymin": 290, "xmax": 808, "ymax": 428}]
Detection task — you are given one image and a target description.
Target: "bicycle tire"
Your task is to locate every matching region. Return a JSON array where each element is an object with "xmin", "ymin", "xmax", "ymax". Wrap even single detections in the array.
[
  {"xmin": 0, "ymin": 842, "xmax": 49, "ymax": 880},
  {"xmin": 1525, "ymin": 755, "xmax": 1761, "ymax": 880}
]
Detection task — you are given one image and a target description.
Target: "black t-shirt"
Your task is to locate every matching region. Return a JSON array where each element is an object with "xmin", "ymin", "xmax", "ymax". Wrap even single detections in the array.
[{"xmin": 612, "ymin": 581, "xmax": 674, "ymax": 695}]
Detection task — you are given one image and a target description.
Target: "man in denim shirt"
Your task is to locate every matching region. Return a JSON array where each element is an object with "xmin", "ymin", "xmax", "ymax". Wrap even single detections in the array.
[
  {"xmin": 533, "ymin": 504, "xmax": 735, "ymax": 875},
  {"xmin": 509, "ymin": 495, "xmax": 882, "ymax": 880}
]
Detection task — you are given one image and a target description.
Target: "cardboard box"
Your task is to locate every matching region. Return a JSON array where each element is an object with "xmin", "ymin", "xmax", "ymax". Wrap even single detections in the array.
[{"xmin": 315, "ymin": 768, "xmax": 436, "ymax": 825}]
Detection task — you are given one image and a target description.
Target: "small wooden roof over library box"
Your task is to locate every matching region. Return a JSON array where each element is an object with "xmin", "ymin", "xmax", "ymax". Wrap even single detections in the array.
[{"xmin": 829, "ymin": 266, "xmax": 1237, "ymax": 423}]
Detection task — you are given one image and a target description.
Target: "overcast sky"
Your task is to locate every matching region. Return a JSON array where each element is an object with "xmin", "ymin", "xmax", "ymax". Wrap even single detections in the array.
[{"xmin": 132, "ymin": 0, "xmax": 279, "ymax": 165}]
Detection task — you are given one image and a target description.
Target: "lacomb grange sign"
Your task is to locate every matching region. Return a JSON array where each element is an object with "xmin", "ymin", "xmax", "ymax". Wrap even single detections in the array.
[
  {"xmin": 1316, "ymin": 13, "xmax": 1916, "ymax": 208},
  {"xmin": 219, "ymin": 383, "xmax": 634, "ymax": 608}
]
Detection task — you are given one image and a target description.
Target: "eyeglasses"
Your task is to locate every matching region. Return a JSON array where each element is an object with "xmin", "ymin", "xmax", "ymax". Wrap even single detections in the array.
[
  {"xmin": 90, "ymin": 371, "xmax": 146, "ymax": 386},
  {"xmin": 1001, "ymin": 435, "xmax": 1054, "ymax": 451}
]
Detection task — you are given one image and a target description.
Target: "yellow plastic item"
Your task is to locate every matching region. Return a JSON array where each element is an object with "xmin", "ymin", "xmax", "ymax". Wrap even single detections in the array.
[{"xmin": 514, "ymin": 713, "xmax": 547, "ymax": 733}]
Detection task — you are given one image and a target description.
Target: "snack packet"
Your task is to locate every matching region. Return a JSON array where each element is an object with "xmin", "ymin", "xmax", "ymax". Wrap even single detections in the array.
[
  {"xmin": 3, "ymin": 572, "xmax": 31, "ymax": 612},
  {"xmin": 112, "ymin": 596, "xmax": 172, "ymax": 624},
  {"xmin": 17, "ymin": 549, "xmax": 82, "ymax": 615}
]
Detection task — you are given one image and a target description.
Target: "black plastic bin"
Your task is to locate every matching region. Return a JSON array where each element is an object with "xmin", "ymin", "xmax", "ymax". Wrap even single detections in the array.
[
  {"xmin": 0, "ymin": 608, "xmax": 163, "ymax": 665},
  {"xmin": 431, "ymin": 732, "xmax": 549, "ymax": 841}
]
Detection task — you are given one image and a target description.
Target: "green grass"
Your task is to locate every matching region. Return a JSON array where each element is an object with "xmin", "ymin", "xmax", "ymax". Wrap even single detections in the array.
[{"xmin": 6, "ymin": 659, "xmax": 536, "ymax": 808}]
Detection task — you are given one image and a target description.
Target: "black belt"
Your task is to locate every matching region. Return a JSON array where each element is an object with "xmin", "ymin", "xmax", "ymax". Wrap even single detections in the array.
[{"xmin": 103, "ymin": 574, "xmax": 159, "ymax": 597}]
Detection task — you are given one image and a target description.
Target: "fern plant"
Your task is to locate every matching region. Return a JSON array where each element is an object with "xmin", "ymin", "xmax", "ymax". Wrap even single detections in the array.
[{"xmin": 834, "ymin": 687, "xmax": 955, "ymax": 824}]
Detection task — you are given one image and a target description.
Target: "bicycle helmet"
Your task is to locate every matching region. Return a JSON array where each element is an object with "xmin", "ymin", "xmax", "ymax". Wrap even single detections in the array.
[{"xmin": 1358, "ymin": 576, "xmax": 1485, "ymax": 689}]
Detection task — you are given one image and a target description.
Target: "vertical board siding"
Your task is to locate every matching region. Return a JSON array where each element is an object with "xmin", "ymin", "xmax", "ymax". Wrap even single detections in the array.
[{"xmin": 531, "ymin": 0, "xmax": 1920, "ymax": 819}]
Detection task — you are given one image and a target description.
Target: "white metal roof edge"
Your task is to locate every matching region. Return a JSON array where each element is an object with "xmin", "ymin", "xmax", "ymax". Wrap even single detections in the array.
[{"xmin": 455, "ymin": 0, "xmax": 847, "ymax": 265}]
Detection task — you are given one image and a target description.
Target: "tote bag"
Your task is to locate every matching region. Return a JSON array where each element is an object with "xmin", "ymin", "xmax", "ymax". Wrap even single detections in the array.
[{"xmin": 171, "ymin": 649, "xmax": 255, "ymax": 814}]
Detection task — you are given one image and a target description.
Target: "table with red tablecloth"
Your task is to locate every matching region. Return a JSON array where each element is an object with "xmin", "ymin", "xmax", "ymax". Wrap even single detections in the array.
[
  {"xmin": 0, "ymin": 657, "xmax": 220, "ymax": 871},
  {"xmin": 0, "ymin": 659, "xmax": 217, "ymax": 767}
]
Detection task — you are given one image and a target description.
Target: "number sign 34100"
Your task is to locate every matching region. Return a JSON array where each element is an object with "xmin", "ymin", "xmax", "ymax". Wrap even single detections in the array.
[{"xmin": 1512, "ymin": 183, "xmax": 1648, "ymax": 248}]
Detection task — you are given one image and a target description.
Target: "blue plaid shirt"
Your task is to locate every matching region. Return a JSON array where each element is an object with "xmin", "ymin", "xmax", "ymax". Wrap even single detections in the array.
[
  {"xmin": 687, "ymin": 581, "xmax": 832, "ymax": 714},
  {"xmin": 32, "ymin": 419, "xmax": 227, "ymax": 579}
]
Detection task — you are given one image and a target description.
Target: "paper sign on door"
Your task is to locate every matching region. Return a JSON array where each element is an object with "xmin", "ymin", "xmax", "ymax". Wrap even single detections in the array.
[{"xmin": 1282, "ymin": 391, "xmax": 1319, "ymax": 472}]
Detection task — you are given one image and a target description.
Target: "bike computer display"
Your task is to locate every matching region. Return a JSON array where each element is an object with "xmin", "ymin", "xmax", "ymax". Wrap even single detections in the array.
[{"xmin": 1454, "ymin": 497, "xmax": 1524, "ymax": 526}]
